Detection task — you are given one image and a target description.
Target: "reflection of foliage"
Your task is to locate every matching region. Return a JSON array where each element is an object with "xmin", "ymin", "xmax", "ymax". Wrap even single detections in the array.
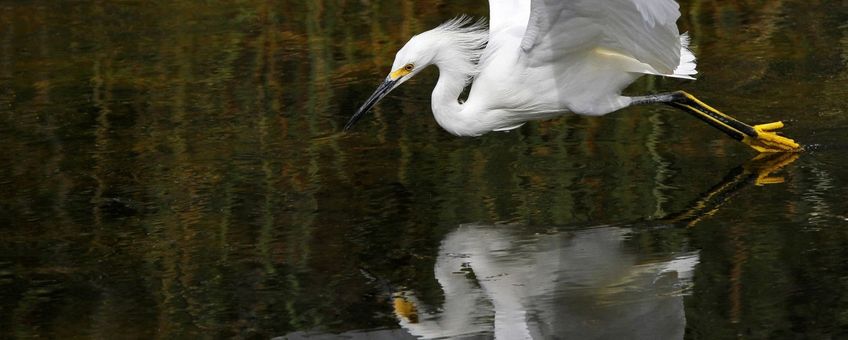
[{"xmin": 0, "ymin": 0, "xmax": 847, "ymax": 338}]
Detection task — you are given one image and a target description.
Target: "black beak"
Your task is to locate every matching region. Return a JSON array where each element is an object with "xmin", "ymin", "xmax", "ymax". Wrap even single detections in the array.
[{"xmin": 344, "ymin": 78, "xmax": 398, "ymax": 131}]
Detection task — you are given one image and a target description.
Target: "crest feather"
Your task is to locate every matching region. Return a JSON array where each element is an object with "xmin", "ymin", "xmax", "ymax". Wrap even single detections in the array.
[{"xmin": 427, "ymin": 16, "xmax": 489, "ymax": 80}]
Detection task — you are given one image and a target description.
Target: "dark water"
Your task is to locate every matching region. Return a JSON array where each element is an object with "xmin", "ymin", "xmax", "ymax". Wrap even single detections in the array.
[{"xmin": 2, "ymin": 1, "xmax": 848, "ymax": 339}]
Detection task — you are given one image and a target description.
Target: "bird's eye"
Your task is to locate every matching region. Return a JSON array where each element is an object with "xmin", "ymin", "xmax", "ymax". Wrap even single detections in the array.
[{"xmin": 404, "ymin": 64, "xmax": 414, "ymax": 71}]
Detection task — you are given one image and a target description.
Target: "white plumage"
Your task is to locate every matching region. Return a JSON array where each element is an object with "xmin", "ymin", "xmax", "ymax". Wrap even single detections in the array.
[
  {"xmin": 345, "ymin": 0, "xmax": 801, "ymax": 153},
  {"xmin": 349, "ymin": 0, "xmax": 696, "ymax": 136}
]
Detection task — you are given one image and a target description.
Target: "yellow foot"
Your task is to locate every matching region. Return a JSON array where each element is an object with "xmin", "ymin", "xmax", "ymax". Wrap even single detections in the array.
[
  {"xmin": 741, "ymin": 121, "xmax": 802, "ymax": 153},
  {"xmin": 665, "ymin": 92, "xmax": 803, "ymax": 153}
]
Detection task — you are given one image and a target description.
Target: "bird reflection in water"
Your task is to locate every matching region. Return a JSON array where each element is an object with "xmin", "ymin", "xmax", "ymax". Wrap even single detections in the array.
[{"xmin": 383, "ymin": 153, "xmax": 798, "ymax": 339}]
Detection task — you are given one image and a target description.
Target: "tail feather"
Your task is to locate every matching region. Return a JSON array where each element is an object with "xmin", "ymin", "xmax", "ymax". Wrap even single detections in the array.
[{"xmin": 670, "ymin": 33, "xmax": 697, "ymax": 79}]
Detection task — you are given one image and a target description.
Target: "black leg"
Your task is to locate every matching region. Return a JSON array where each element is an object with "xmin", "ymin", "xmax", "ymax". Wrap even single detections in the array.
[{"xmin": 631, "ymin": 91, "xmax": 801, "ymax": 153}]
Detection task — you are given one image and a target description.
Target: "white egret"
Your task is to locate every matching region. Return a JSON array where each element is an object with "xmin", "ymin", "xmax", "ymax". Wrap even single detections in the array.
[{"xmin": 344, "ymin": 0, "xmax": 801, "ymax": 153}]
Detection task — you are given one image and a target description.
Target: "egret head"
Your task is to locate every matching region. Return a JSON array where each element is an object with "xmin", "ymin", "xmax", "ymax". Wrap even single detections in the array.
[
  {"xmin": 343, "ymin": 36, "xmax": 438, "ymax": 131},
  {"xmin": 344, "ymin": 16, "xmax": 487, "ymax": 131}
]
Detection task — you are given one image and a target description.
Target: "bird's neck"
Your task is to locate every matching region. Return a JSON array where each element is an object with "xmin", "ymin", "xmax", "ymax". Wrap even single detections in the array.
[{"xmin": 431, "ymin": 62, "xmax": 476, "ymax": 136}]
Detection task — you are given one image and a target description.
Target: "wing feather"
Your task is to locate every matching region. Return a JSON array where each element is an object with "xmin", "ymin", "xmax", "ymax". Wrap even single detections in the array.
[{"xmin": 521, "ymin": 0, "xmax": 683, "ymax": 74}]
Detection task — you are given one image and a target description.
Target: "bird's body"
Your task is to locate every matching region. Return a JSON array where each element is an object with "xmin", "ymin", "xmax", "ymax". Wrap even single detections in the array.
[
  {"xmin": 436, "ymin": 0, "xmax": 697, "ymax": 136},
  {"xmin": 345, "ymin": 0, "xmax": 800, "ymax": 152},
  {"xmin": 429, "ymin": 16, "xmax": 568, "ymax": 136}
]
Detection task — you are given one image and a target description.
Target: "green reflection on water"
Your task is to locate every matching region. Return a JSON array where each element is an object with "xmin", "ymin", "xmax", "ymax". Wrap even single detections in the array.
[{"xmin": 1, "ymin": 0, "xmax": 847, "ymax": 338}]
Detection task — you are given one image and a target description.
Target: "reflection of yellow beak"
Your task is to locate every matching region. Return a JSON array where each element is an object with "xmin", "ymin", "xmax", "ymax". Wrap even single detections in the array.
[
  {"xmin": 393, "ymin": 296, "xmax": 419, "ymax": 323},
  {"xmin": 389, "ymin": 67, "xmax": 412, "ymax": 81}
]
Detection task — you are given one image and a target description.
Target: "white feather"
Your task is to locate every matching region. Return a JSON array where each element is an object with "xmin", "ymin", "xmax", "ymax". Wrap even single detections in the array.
[
  {"xmin": 374, "ymin": 0, "xmax": 700, "ymax": 136},
  {"xmin": 672, "ymin": 33, "xmax": 698, "ymax": 79}
]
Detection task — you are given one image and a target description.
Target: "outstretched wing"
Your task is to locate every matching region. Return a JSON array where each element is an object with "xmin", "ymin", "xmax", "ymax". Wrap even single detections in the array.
[{"xmin": 521, "ymin": 0, "xmax": 683, "ymax": 74}]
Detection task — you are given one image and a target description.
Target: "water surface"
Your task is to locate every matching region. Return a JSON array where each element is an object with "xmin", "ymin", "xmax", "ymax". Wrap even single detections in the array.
[{"xmin": 1, "ymin": 1, "xmax": 848, "ymax": 339}]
